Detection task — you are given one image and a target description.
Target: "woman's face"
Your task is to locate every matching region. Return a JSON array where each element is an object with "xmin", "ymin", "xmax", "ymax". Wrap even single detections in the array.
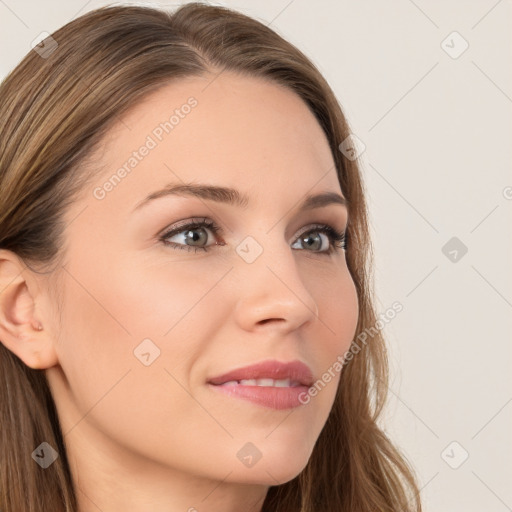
[{"xmin": 45, "ymin": 72, "xmax": 359, "ymax": 493}]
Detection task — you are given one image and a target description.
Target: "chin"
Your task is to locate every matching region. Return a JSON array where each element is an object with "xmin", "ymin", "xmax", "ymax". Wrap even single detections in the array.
[
  {"xmin": 228, "ymin": 461, "xmax": 308, "ymax": 486},
  {"xmin": 226, "ymin": 437, "xmax": 314, "ymax": 485}
]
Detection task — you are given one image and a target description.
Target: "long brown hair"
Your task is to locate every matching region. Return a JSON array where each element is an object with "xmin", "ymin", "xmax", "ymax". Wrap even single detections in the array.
[{"xmin": 0, "ymin": 3, "xmax": 422, "ymax": 511}]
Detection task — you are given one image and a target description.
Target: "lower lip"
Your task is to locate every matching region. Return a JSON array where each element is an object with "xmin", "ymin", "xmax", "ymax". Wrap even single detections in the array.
[{"xmin": 207, "ymin": 383, "xmax": 310, "ymax": 410}]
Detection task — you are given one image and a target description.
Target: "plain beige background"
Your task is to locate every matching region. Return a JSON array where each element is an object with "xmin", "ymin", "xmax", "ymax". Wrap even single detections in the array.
[{"xmin": 1, "ymin": 1, "xmax": 511, "ymax": 510}]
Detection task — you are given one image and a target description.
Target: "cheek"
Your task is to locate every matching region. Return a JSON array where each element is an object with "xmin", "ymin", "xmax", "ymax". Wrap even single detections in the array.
[
  {"xmin": 310, "ymin": 263, "xmax": 359, "ymax": 354},
  {"xmin": 302, "ymin": 265, "xmax": 359, "ymax": 408},
  {"xmin": 55, "ymin": 253, "xmax": 231, "ymax": 413},
  {"xmin": 53, "ymin": 257, "xmax": 222, "ymax": 467},
  {"xmin": 113, "ymin": 255, "xmax": 223, "ymax": 337}
]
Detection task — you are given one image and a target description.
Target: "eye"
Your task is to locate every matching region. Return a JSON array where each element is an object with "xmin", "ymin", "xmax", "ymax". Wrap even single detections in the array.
[
  {"xmin": 159, "ymin": 217, "xmax": 222, "ymax": 253},
  {"xmin": 291, "ymin": 224, "xmax": 346, "ymax": 255},
  {"xmin": 159, "ymin": 217, "xmax": 347, "ymax": 255}
]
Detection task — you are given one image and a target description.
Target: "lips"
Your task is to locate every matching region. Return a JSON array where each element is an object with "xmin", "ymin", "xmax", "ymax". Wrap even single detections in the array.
[
  {"xmin": 207, "ymin": 359, "xmax": 314, "ymax": 387},
  {"xmin": 207, "ymin": 360, "xmax": 314, "ymax": 410}
]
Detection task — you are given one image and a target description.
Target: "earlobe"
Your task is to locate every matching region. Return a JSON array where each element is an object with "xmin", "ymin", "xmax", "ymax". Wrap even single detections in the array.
[{"xmin": 0, "ymin": 250, "xmax": 59, "ymax": 370}]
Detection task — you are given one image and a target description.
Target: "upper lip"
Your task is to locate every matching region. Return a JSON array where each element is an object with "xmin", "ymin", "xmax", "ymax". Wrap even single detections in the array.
[{"xmin": 207, "ymin": 359, "xmax": 314, "ymax": 387}]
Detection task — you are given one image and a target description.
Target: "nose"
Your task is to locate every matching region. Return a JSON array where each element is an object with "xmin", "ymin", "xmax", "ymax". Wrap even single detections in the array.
[{"xmin": 232, "ymin": 235, "xmax": 320, "ymax": 334}]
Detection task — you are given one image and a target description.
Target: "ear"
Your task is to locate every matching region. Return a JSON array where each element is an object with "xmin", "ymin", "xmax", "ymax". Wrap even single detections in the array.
[{"xmin": 0, "ymin": 249, "xmax": 59, "ymax": 370}]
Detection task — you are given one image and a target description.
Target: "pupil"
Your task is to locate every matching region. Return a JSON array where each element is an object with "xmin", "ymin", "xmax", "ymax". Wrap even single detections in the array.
[
  {"xmin": 304, "ymin": 234, "xmax": 320, "ymax": 250},
  {"xmin": 187, "ymin": 229, "xmax": 205, "ymax": 245}
]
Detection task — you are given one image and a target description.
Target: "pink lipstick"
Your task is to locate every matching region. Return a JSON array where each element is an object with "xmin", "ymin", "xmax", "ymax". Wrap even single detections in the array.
[{"xmin": 207, "ymin": 359, "xmax": 314, "ymax": 410}]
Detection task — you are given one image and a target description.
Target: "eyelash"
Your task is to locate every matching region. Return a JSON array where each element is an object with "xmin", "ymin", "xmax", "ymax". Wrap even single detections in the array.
[{"xmin": 158, "ymin": 217, "xmax": 347, "ymax": 256}]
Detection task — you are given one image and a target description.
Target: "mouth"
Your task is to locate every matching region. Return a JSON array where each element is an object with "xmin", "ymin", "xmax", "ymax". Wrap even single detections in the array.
[
  {"xmin": 216, "ymin": 378, "xmax": 303, "ymax": 387},
  {"xmin": 207, "ymin": 359, "xmax": 314, "ymax": 387},
  {"xmin": 207, "ymin": 359, "xmax": 314, "ymax": 410}
]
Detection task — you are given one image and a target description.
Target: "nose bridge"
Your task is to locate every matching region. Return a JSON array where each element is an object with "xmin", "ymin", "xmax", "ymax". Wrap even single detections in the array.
[{"xmin": 232, "ymin": 227, "xmax": 319, "ymax": 330}]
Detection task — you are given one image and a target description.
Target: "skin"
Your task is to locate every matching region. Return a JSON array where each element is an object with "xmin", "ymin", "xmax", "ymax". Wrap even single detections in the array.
[{"xmin": 0, "ymin": 71, "xmax": 359, "ymax": 512}]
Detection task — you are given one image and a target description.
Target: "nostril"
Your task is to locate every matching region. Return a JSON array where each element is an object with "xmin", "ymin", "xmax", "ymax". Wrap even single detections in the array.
[{"xmin": 257, "ymin": 318, "xmax": 283, "ymax": 326}]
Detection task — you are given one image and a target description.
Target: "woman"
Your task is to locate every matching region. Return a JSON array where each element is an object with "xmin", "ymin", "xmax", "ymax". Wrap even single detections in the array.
[{"xmin": 0, "ymin": 3, "xmax": 422, "ymax": 511}]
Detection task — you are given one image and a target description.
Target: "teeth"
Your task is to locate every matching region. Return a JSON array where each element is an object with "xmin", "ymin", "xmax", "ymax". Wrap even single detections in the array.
[
  {"xmin": 273, "ymin": 379, "xmax": 291, "ymax": 387},
  {"xmin": 222, "ymin": 381, "xmax": 239, "ymax": 386},
  {"xmin": 222, "ymin": 378, "xmax": 295, "ymax": 387},
  {"xmin": 239, "ymin": 379, "xmax": 258, "ymax": 386}
]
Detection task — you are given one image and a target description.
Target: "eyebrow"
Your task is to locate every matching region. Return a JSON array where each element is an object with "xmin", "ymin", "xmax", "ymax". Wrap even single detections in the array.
[{"xmin": 132, "ymin": 182, "xmax": 348, "ymax": 213}]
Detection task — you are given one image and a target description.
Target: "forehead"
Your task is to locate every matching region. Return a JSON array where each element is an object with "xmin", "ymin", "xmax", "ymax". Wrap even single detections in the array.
[{"xmin": 73, "ymin": 71, "xmax": 342, "ymax": 218}]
